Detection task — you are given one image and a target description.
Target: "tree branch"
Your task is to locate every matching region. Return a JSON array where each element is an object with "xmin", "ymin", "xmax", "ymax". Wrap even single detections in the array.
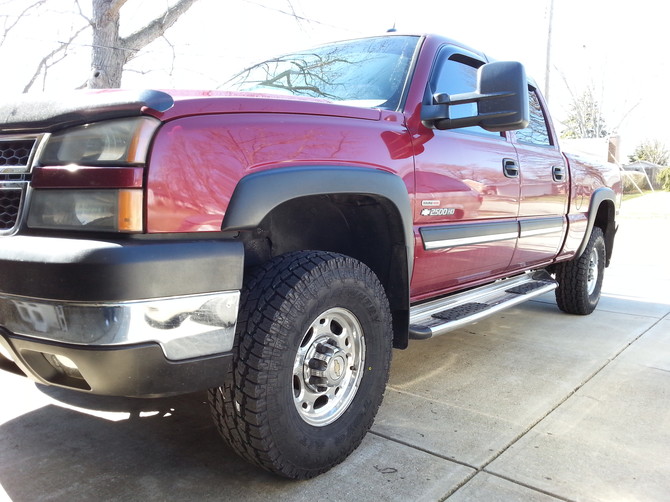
[
  {"xmin": 162, "ymin": 35, "xmax": 177, "ymax": 77},
  {"xmin": 1, "ymin": 0, "xmax": 47, "ymax": 46},
  {"xmin": 75, "ymin": 0, "xmax": 94, "ymax": 27},
  {"xmin": 108, "ymin": 0, "xmax": 129, "ymax": 18},
  {"xmin": 23, "ymin": 24, "xmax": 88, "ymax": 92},
  {"xmin": 612, "ymin": 100, "xmax": 641, "ymax": 134},
  {"xmin": 285, "ymin": 0, "xmax": 305, "ymax": 29},
  {"xmin": 121, "ymin": 0, "xmax": 199, "ymax": 60}
]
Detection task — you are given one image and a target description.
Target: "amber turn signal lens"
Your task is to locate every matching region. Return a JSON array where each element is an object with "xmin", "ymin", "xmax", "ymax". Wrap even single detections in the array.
[{"xmin": 117, "ymin": 189, "xmax": 143, "ymax": 232}]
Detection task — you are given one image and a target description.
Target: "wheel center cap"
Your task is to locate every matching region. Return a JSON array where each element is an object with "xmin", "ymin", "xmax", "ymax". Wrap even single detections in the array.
[{"xmin": 327, "ymin": 354, "xmax": 346, "ymax": 383}]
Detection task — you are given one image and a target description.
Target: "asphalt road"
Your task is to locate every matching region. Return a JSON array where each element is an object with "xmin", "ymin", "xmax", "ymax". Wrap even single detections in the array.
[{"xmin": 1, "ymin": 193, "xmax": 669, "ymax": 501}]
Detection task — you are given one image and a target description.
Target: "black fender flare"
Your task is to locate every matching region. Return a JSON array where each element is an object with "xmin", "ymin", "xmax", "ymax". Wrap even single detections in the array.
[
  {"xmin": 221, "ymin": 165, "xmax": 414, "ymax": 280},
  {"xmin": 576, "ymin": 187, "xmax": 617, "ymax": 260}
]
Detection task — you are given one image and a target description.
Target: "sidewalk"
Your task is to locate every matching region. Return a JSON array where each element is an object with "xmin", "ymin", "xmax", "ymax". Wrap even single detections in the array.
[{"xmin": 1, "ymin": 194, "xmax": 669, "ymax": 501}]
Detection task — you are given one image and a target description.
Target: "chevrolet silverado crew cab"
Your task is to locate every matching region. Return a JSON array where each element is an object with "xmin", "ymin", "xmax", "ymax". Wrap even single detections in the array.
[{"xmin": 0, "ymin": 34, "xmax": 620, "ymax": 479}]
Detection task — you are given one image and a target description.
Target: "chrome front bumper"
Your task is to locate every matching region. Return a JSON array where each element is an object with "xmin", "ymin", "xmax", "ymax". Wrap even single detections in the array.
[
  {"xmin": 0, "ymin": 290, "xmax": 240, "ymax": 361},
  {"xmin": 0, "ymin": 235, "xmax": 244, "ymax": 396},
  {"xmin": 0, "ymin": 290, "xmax": 240, "ymax": 397}
]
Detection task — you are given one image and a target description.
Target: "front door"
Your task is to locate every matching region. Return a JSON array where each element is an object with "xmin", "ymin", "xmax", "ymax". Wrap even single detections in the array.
[{"xmin": 409, "ymin": 47, "xmax": 521, "ymax": 300}]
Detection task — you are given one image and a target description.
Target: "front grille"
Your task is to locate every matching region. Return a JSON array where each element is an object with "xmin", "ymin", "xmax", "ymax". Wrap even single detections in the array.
[
  {"xmin": 0, "ymin": 137, "xmax": 38, "ymax": 233},
  {"xmin": 0, "ymin": 188, "xmax": 21, "ymax": 230},
  {"xmin": 0, "ymin": 139, "xmax": 35, "ymax": 168}
]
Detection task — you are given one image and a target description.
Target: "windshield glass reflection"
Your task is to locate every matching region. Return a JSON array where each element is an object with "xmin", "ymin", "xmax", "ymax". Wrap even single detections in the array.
[{"xmin": 223, "ymin": 36, "xmax": 419, "ymax": 110}]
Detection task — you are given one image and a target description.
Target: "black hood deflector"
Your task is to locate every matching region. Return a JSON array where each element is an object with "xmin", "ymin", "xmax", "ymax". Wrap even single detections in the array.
[{"xmin": 0, "ymin": 89, "xmax": 173, "ymax": 132}]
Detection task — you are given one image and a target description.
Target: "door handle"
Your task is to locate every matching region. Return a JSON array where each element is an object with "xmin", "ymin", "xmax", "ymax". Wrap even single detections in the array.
[
  {"xmin": 552, "ymin": 165, "xmax": 565, "ymax": 182},
  {"xmin": 503, "ymin": 158, "xmax": 519, "ymax": 178}
]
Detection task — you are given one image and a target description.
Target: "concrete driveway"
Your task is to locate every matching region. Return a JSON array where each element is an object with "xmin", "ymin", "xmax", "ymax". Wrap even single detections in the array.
[{"xmin": 1, "ymin": 193, "xmax": 669, "ymax": 501}]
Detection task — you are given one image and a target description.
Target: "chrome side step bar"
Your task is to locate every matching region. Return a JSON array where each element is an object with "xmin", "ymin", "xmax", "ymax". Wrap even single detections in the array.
[{"xmin": 409, "ymin": 271, "xmax": 557, "ymax": 340}]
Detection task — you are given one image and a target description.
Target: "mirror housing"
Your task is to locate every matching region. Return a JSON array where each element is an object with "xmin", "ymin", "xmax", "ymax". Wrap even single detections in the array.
[{"xmin": 421, "ymin": 61, "xmax": 529, "ymax": 132}]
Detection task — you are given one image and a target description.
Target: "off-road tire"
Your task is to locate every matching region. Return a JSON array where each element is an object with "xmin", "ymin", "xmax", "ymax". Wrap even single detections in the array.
[
  {"xmin": 555, "ymin": 226, "xmax": 606, "ymax": 315},
  {"xmin": 209, "ymin": 251, "xmax": 392, "ymax": 479}
]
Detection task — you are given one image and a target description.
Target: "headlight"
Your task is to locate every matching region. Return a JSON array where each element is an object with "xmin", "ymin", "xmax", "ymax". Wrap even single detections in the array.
[
  {"xmin": 28, "ymin": 116, "xmax": 158, "ymax": 232},
  {"xmin": 39, "ymin": 117, "xmax": 159, "ymax": 166},
  {"xmin": 27, "ymin": 189, "xmax": 143, "ymax": 232}
]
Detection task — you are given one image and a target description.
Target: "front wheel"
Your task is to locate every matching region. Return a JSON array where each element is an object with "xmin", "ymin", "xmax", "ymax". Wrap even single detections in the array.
[
  {"xmin": 554, "ymin": 226, "xmax": 606, "ymax": 315},
  {"xmin": 209, "ymin": 251, "xmax": 392, "ymax": 479}
]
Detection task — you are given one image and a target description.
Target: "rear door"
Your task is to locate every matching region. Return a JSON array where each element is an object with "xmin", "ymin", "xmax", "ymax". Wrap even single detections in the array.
[
  {"xmin": 510, "ymin": 87, "xmax": 569, "ymax": 269},
  {"xmin": 410, "ymin": 47, "xmax": 521, "ymax": 299}
]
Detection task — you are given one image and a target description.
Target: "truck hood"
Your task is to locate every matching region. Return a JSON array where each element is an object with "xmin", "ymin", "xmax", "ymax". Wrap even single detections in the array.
[
  {"xmin": 0, "ymin": 88, "xmax": 381, "ymax": 133},
  {"xmin": 154, "ymin": 89, "xmax": 382, "ymax": 122}
]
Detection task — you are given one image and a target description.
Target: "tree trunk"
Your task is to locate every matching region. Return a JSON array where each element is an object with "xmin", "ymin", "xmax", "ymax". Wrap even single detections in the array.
[
  {"xmin": 89, "ymin": 0, "xmax": 127, "ymax": 88},
  {"xmin": 88, "ymin": 0, "xmax": 199, "ymax": 89}
]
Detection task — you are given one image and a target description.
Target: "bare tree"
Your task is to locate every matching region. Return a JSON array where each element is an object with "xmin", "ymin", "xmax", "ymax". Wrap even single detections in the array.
[
  {"xmin": 560, "ymin": 86, "xmax": 609, "ymax": 139},
  {"xmin": 628, "ymin": 139, "xmax": 670, "ymax": 166},
  {"xmin": 88, "ymin": 0, "xmax": 200, "ymax": 88},
  {"xmin": 2, "ymin": 0, "xmax": 200, "ymax": 91}
]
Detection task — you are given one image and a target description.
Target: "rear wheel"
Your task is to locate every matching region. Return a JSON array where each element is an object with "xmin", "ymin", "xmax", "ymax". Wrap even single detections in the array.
[
  {"xmin": 555, "ymin": 226, "xmax": 606, "ymax": 315},
  {"xmin": 209, "ymin": 251, "xmax": 392, "ymax": 479}
]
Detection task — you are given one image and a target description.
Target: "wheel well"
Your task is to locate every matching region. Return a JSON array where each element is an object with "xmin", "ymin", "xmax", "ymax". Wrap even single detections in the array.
[
  {"xmin": 593, "ymin": 199, "xmax": 616, "ymax": 267},
  {"xmin": 238, "ymin": 193, "xmax": 410, "ymax": 348}
]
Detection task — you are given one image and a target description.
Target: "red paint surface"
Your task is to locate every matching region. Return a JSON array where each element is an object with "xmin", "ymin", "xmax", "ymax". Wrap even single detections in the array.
[
  {"xmin": 145, "ymin": 107, "xmax": 413, "ymax": 233},
  {"xmin": 136, "ymin": 34, "xmax": 620, "ymax": 302}
]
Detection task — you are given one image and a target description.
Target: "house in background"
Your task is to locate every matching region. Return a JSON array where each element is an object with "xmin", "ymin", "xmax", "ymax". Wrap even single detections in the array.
[
  {"xmin": 559, "ymin": 136, "xmax": 659, "ymax": 192},
  {"xmin": 622, "ymin": 160, "xmax": 663, "ymax": 189}
]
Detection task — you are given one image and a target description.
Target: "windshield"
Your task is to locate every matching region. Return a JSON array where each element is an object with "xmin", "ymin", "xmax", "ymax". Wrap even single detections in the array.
[{"xmin": 222, "ymin": 36, "xmax": 420, "ymax": 110}]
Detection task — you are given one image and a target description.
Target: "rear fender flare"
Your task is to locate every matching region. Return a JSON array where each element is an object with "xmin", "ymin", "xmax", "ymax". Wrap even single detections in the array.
[{"xmin": 576, "ymin": 187, "xmax": 617, "ymax": 260}]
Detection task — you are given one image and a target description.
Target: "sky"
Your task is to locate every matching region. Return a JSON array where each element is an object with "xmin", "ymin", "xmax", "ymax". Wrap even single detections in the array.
[{"xmin": 1, "ymin": 0, "xmax": 668, "ymax": 159}]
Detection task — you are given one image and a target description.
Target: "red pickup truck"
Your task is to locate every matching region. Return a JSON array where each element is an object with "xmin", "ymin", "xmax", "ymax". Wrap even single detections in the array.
[{"xmin": 0, "ymin": 34, "xmax": 620, "ymax": 478}]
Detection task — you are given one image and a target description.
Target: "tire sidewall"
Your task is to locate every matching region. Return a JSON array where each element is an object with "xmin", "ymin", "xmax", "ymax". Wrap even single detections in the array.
[{"xmin": 584, "ymin": 229, "xmax": 606, "ymax": 311}]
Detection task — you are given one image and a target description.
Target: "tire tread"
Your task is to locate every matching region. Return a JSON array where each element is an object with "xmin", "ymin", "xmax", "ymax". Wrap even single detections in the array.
[
  {"xmin": 209, "ymin": 251, "xmax": 391, "ymax": 478},
  {"xmin": 554, "ymin": 227, "xmax": 605, "ymax": 315}
]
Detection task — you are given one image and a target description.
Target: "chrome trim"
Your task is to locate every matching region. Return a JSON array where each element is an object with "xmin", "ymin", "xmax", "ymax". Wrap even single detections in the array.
[
  {"xmin": 518, "ymin": 216, "xmax": 565, "ymax": 239},
  {"xmin": 422, "ymin": 217, "xmax": 567, "ymax": 250},
  {"xmin": 519, "ymin": 226, "xmax": 564, "ymax": 238},
  {"xmin": 423, "ymin": 231, "xmax": 518, "ymax": 250},
  {"xmin": 0, "ymin": 290, "xmax": 240, "ymax": 360}
]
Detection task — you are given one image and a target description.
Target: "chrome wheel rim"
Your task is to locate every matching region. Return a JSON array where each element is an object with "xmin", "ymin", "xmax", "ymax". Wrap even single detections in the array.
[
  {"xmin": 586, "ymin": 247, "xmax": 599, "ymax": 295},
  {"xmin": 292, "ymin": 307, "xmax": 365, "ymax": 427}
]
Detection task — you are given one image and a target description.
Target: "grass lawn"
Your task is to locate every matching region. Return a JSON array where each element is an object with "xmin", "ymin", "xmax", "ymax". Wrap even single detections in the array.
[{"xmin": 623, "ymin": 190, "xmax": 654, "ymax": 202}]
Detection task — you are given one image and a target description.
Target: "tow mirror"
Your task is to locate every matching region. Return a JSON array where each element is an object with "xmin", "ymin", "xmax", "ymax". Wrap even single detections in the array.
[{"xmin": 421, "ymin": 61, "xmax": 529, "ymax": 132}]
